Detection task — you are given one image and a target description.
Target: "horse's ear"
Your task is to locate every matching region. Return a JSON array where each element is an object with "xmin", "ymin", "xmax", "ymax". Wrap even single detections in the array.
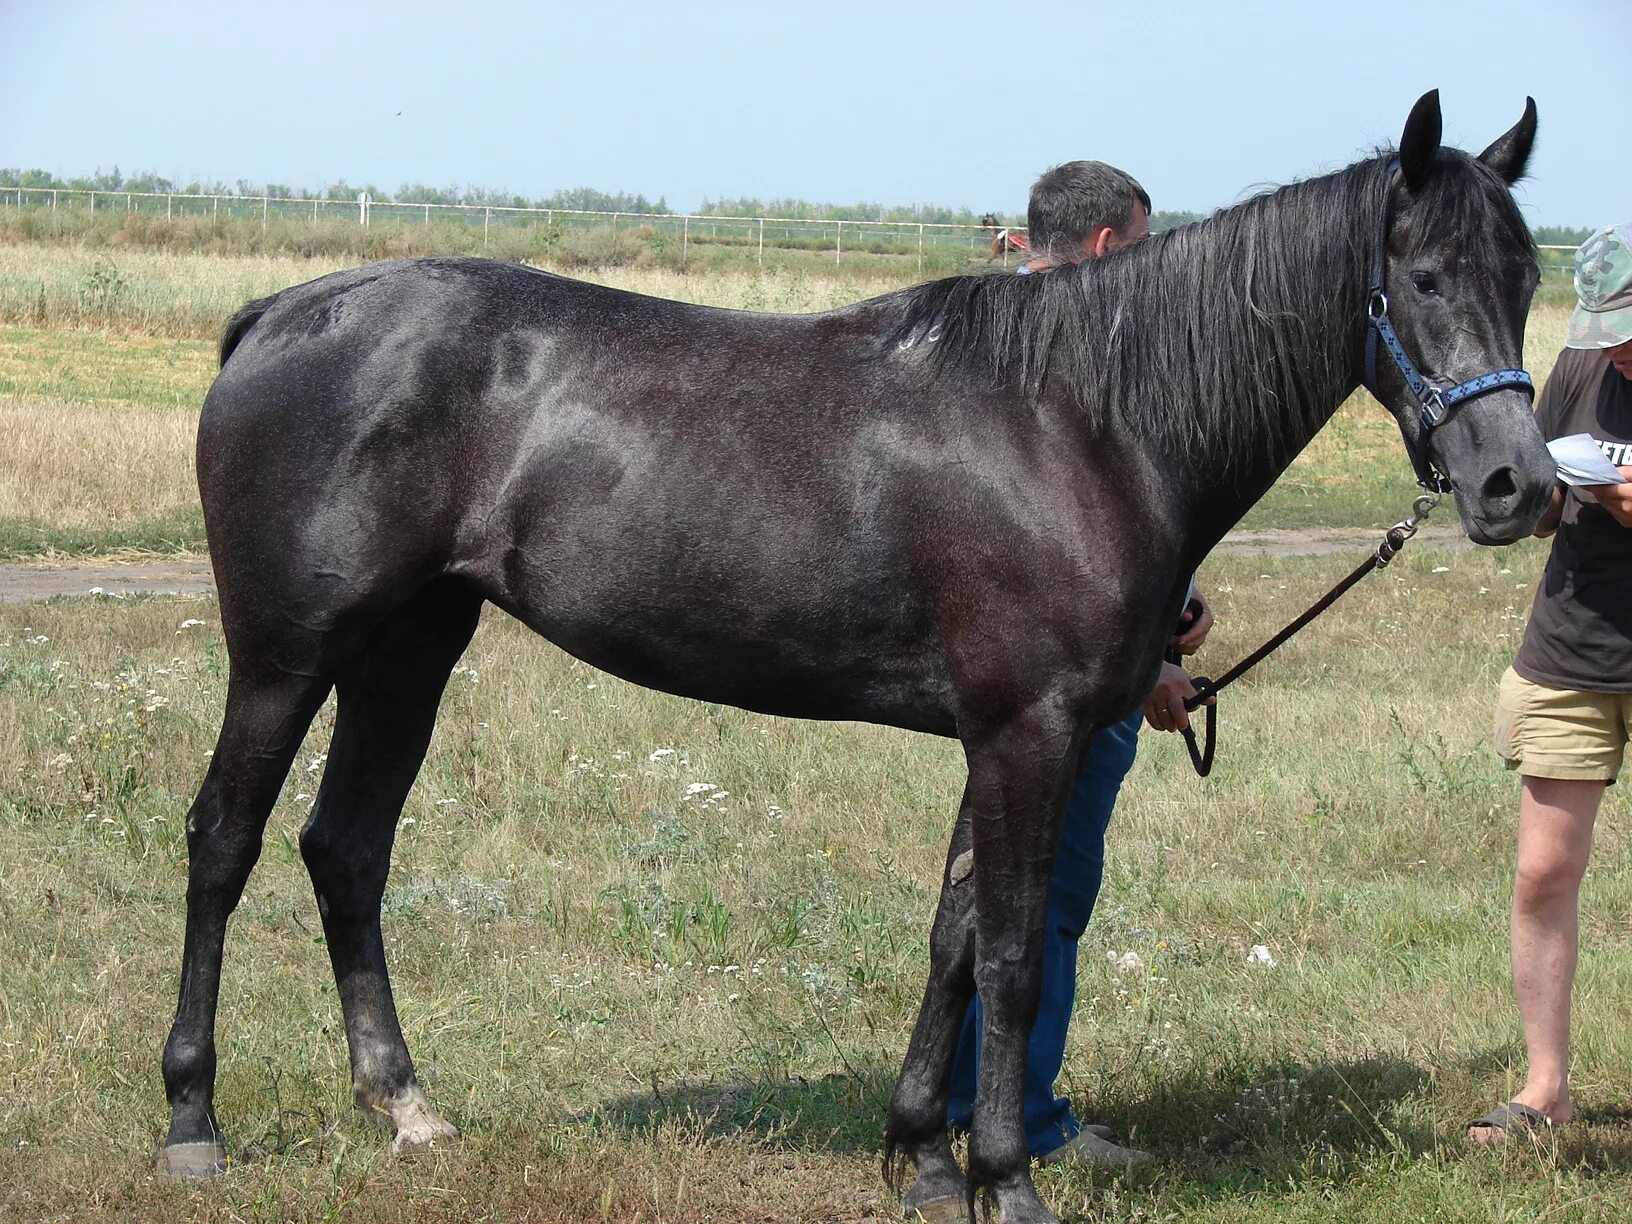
[
  {"xmin": 1399, "ymin": 89, "xmax": 1442, "ymax": 192},
  {"xmin": 1479, "ymin": 97, "xmax": 1538, "ymax": 185}
]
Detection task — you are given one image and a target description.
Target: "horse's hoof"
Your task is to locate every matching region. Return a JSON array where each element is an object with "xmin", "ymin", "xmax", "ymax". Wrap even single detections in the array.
[
  {"xmin": 901, "ymin": 1189, "xmax": 971, "ymax": 1224},
  {"xmin": 391, "ymin": 1117, "xmax": 459, "ymax": 1156},
  {"xmin": 157, "ymin": 1140, "xmax": 229, "ymax": 1179}
]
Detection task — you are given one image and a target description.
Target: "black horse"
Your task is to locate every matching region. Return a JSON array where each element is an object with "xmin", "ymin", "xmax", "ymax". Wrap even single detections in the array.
[{"xmin": 161, "ymin": 93, "xmax": 1551, "ymax": 1223}]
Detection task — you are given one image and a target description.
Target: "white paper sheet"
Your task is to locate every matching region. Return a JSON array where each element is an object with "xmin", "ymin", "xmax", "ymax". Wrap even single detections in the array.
[{"xmin": 1547, "ymin": 433, "xmax": 1629, "ymax": 487}]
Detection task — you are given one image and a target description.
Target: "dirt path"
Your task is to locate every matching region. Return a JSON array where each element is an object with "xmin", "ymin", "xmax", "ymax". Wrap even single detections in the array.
[
  {"xmin": 0, "ymin": 560, "xmax": 217, "ymax": 604},
  {"xmin": 0, "ymin": 526, "xmax": 1475, "ymax": 605}
]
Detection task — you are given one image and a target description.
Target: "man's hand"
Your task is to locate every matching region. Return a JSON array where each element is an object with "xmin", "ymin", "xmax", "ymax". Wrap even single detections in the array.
[
  {"xmin": 1586, "ymin": 467, "xmax": 1632, "ymax": 527},
  {"xmin": 1143, "ymin": 661, "xmax": 1212, "ymax": 733},
  {"xmin": 1171, "ymin": 591, "xmax": 1214, "ymax": 656}
]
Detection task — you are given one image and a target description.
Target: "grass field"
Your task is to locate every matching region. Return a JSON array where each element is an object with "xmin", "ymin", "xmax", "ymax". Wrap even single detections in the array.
[
  {"xmin": 3, "ymin": 545, "xmax": 1631, "ymax": 1222},
  {"xmin": 3, "ymin": 236, "xmax": 1629, "ymax": 1222}
]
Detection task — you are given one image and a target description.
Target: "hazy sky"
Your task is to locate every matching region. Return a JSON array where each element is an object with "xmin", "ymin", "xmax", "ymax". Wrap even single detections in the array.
[{"xmin": 3, "ymin": 0, "xmax": 1627, "ymax": 226}]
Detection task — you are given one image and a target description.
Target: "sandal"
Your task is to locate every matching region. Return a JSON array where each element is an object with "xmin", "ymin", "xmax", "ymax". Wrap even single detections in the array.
[{"xmin": 1467, "ymin": 1100, "xmax": 1551, "ymax": 1142}]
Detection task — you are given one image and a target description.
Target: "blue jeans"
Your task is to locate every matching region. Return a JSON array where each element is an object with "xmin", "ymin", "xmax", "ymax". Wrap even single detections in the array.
[{"xmin": 945, "ymin": 710, "xmax": 1142, "ymax": 1157}]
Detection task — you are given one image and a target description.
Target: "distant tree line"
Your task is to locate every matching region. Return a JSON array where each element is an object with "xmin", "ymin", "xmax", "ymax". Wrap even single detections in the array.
[
  {"xmin": 1533, "ymin": 225, "xmax": 1593, "ymax": 247},
  {"xmin": 0, "ymin": 166, "xmax": 670, "ymax": 215},
  {"xmin": 699, "ymin": 197, "xmax": 1007, "ymax": 225}
]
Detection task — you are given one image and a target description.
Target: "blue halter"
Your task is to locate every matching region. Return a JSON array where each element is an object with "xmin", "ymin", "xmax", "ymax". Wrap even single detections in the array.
[{"xmin": 1362, "ymin": 160, "xmax": 1534, "ymax": 494}]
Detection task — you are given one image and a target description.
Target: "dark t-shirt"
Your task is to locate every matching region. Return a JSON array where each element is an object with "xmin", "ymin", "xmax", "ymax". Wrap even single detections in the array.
[{"xmin": 1513, "ymin": 347, "xmax": 1632, "ymax": 693}]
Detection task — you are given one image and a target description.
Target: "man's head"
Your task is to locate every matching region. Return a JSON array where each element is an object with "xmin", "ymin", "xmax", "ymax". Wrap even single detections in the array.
[
  {"xmin": 1566, "ymin": 222, "xmax": 1632, "ymax": 380},
  {"xmin": 1026, "ymin": 160, "xmax": 1151, "ymax": 266}
]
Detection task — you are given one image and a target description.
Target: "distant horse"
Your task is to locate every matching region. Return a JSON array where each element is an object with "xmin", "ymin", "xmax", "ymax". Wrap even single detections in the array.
[
  {"xmin": 981, "ymin": 212, "xmax": 1029, "ymax": 259},
  {"xmin": 161, "ymin": 92, "xmax": 1548, "ymax": 1224}
]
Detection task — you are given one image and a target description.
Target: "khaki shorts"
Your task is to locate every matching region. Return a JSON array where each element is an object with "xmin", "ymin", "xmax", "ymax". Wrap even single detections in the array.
[{"xmin": 1493, "ymin": 667, "xmax": 1632, "ymax": 783}]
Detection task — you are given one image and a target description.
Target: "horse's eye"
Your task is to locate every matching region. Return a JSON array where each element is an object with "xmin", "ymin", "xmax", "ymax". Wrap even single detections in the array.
[{"xmin": 1410, "ymin": 271, "xmax": 1439, "ymax": 295}]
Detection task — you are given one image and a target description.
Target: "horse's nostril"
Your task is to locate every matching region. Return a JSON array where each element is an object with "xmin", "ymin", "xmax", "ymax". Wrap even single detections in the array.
[{"xmin": 1482, "ymin": 466, "xmax": 1518, "ymax": 500}]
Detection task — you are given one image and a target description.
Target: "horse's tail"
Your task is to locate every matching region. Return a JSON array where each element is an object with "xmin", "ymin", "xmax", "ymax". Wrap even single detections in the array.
[{"xmin": 218, "ymin": 292, "xmax": 280, "ymax": 367}]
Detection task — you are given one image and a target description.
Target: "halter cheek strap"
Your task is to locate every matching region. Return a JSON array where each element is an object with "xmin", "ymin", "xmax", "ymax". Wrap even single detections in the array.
[{"xmin": 1361, "ymin": 159, "xmax": 1534, "ymax": 494}]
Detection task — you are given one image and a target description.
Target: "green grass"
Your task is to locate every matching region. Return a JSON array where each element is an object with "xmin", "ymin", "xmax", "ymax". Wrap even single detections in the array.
[
  {"xmin": 0, "ymin": 510, "xmax": 204, "ymax": 559},
  {"xmin": 0, "ymin": 324, "xmax": 214, "ymax": 406},
  {"xmin": 2, "ymin": 544, "xmax": 1631, "ymax": 1221}
]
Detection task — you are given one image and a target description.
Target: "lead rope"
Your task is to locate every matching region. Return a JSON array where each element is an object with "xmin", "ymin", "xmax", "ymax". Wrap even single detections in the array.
[{"xmin": 1175, "ymin": 492, "xmax": 1440, "ymax": 777}]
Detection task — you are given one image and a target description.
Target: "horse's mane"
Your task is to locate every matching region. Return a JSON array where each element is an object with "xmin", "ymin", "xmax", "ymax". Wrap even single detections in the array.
[{"xmin": 889, "ymin": 152, "xmax": 1529, "ymax": 474}]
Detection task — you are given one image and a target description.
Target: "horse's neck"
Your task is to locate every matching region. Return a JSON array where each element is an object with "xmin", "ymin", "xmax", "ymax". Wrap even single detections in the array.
[{"xmin": 1162, "ymin": 181, "xmax": 1377, "ymax": 559}]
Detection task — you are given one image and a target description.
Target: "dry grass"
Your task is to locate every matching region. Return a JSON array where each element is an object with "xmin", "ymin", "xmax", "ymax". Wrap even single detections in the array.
[
  {"xmin": 0, "ymin": 243, "xmax": 909, "ymax": 339},
  {"xmin": 0, "ymin": 395, "xmax": 196, "ymax": 526}
]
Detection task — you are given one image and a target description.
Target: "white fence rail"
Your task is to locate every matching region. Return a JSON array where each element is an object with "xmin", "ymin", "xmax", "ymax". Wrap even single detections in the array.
[
  {"xmin": 0, "ymin": 186, "xmax": 1583, "ymax": 276},
  {"xmin": 0, "ymin": 187, "xmax": 1023, "ymax": 272}
]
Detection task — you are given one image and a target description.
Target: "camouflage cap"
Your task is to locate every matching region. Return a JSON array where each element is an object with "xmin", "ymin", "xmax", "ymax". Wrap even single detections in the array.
[{"xmin": 1566, "ymin": 221, "xmax": 1632, "ymax": 349}]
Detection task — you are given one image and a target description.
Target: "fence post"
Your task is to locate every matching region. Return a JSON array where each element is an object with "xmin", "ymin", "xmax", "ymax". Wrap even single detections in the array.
[
  {"xmin": 262, "ymin": 196, "xmax": 268, "ymax": 233},
  {"xmin": 212, "ymin": 195, "xmax": 218, "ymax": 223},
  {"xmin": 836, "ymin": 220, "xmax": 842, "ymax": 266},
  {"xmin": 90, "ymin": 191, "xmax": 95, "ymax": 214},
  {"xmin": 484, "ymin": 207, "xmax": 490, "ymax": 248},
  {"xmin": 758, "ymin": 218, "xmax": 764, "ymax": 267},
  {"xmin": 52, "ymin": 189, "xmax": 57, "ymax": 212},
  {"xmin": 424, "ymin": 204, "xmax": 430, "ymax": 227},
  {"xmin": 682, "ymin": 215, "xmax": 688, "ymax": 266},
  {"xmin": 918, "ymin": 224, "xmax": 924, "ymax": 276},
  {"xmin": 166, "ymin": 193, "xmax": 171, "ymax": 219}
]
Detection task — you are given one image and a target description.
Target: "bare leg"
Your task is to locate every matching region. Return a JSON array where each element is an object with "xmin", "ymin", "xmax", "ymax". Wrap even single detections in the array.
[
  {"xmin": 160, "ymin": 671, "xmax": 334, "ymax": 1177},
  {"xmin": 299, "ymin": 582, "xmax": 482, "ymax": 1152},
  {"xmin": 1470, "ymin": 774, "xmax": 1603, "ymax": 1144},
  {"xmin": 886, "ymin": 797, "xmax": 977, "ymax": 1220}
]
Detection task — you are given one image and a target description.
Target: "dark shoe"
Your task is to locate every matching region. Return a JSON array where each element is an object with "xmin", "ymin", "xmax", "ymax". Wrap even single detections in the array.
[
  {"xmin": 1467, "ymin": 1100, "xmax": 1552, "ymax": 1144},
  {"xmin": 1037, "ymin": 1128, "xmax": 1151, "ymax": 1169}
]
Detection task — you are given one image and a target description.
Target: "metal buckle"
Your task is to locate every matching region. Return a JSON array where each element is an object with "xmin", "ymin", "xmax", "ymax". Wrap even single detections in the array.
[
  {"xmin": 1418, "ymin": 386, "xmax": 1447, "ymax": 430},
  {"xmin": 1367, "ymin": 291, "xmax": 1389, "ymax": 321}
]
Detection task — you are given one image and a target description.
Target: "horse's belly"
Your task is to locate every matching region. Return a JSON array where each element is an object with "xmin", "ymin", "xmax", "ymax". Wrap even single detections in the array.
[{"xmin": 479, "ymin": 548, "xmax": 954, "ymax": 733}]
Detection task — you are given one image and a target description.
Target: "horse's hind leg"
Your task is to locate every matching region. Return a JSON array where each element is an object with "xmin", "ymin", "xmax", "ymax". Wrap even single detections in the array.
[
  {"xmin": 297, "ymin": 581, "xmax": 482, "ymax": 1153},
  {"xmin": 885, "ymin": 793, "xmax": 978, "ymax": 1221},
  {"xmin": 161, "ymin": 670, "xmax": 334, "ymax": 1177}
]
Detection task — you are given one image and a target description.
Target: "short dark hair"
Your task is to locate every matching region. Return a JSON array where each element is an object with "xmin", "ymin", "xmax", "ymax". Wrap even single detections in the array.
[{"xmin": 1026, "ymin": 161, "xmax": 1151, "ymax": 258}]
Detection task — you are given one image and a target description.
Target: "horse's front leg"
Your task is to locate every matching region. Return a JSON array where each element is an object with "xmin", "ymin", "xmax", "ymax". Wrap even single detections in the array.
[
  {"xmin": 964, "ymin": 705, "xmax": 1080, "ymax": 1224},
  {"xmin": 886, "ymin": 790, "xmax": 978, "ymax": 1220}
]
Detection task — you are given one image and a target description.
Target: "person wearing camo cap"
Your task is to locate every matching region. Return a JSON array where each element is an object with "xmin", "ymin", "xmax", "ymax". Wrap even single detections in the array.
[{"xmin": 1470, "ymin": 222, "xmax": 1632, "ymax": 1144}]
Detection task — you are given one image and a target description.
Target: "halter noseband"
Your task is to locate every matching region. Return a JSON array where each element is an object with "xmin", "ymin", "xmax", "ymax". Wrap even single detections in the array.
[{"xmin": 1362, "ymin": 159, "xmax": 1534, "ymax": 494}]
